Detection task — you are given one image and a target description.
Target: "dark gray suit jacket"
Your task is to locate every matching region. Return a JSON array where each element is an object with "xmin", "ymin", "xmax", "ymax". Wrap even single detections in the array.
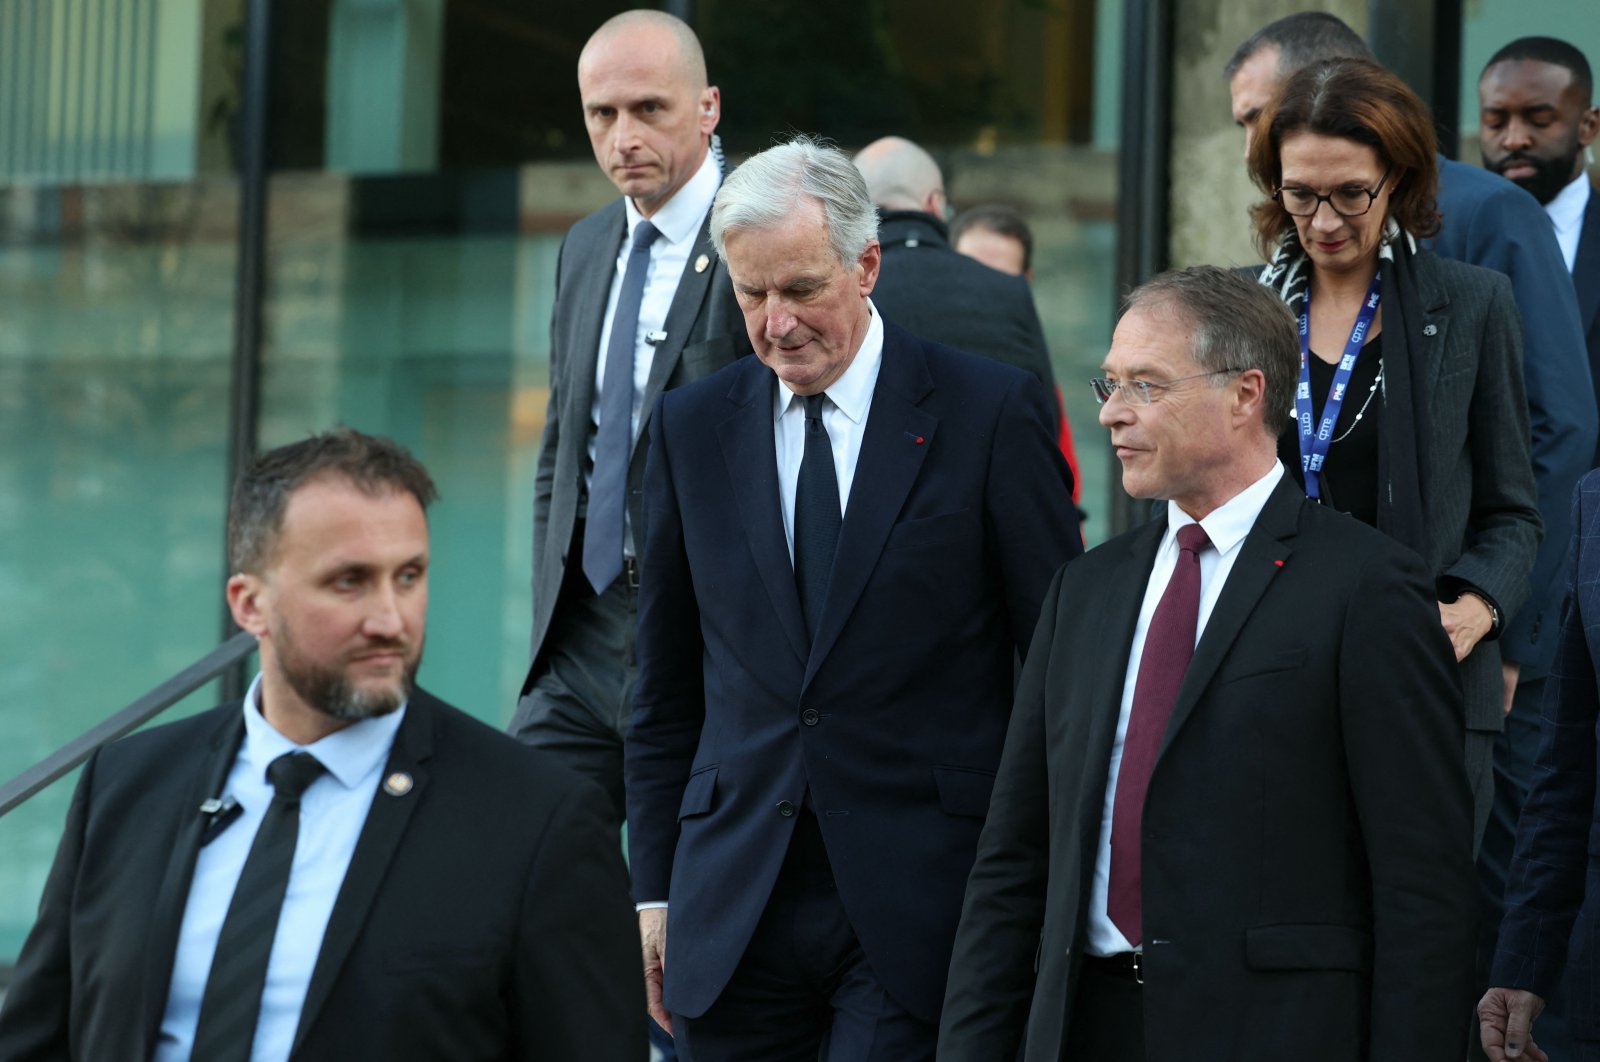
[
  {"xmin": 1270, "ymin": 248, "xmax": 1542, "ymax": 731},
  {"xmin": 522, "ymin": 196, "xmax": 749, "ymax": 689}
]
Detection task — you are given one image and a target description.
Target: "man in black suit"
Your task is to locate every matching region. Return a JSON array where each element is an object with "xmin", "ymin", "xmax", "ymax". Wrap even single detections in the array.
[
  {"xmin": 851, "ymin": 135, "xmax": 1058, "ymax": 392},
  {"xmin": 625, "ymin": 136, "xmax": 1078, "ymax": 1060},
  {"xmin": 509, "ymin": 10, "xmax": 749, "ymax": 833},
  {"xmin": 1480, "ymin": 36, "xmax": 1600, "ymax": 456},
  {"xmin": 0, "ymin": 429, "xmax": 645, "ymax": 1061},
  {"xmin": 939, "ymin": 267, "xmax": 1476, "ymax": 1061}
]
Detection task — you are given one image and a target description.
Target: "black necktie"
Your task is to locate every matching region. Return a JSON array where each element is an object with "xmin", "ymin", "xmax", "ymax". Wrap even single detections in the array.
[
  {"xmin": 191, "ymin": 751, "xmax": 327, "ymax": 1061},
  {"xmin": 794, "ymin": 392, "xmax": 841, "ymax": 639},
  {"xmin": 584, "ymin": 219, "xmax": 661, "ymax": 594}
]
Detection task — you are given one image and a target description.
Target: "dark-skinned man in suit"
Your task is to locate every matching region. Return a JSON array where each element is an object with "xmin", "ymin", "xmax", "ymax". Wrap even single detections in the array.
[
  {"xmin": 625, "ymin": 135, "xmax": 1078, "ymax": 1060},
  {"xmin": 0, "ymin": 428, "xmax": 644, "ymax": 1061},
  {"xmin": 939, "ymin": 266, "xmax": 1476, "ymax": 1061}
]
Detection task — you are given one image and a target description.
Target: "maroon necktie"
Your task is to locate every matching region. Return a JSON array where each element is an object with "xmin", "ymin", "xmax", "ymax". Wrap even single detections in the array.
[{"xmin": 1107, "ymin": 521, "xmax": 1211, "ymax": 946}]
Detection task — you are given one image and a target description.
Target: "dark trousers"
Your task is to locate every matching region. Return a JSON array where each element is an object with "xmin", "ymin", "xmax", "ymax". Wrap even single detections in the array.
[
  {"xmin": 509, "ymin": 541, "xmax": 638, "ymax": 834},
  {"xmin": 673, "ymin": 812, "xmax": 937, "ymax": 1062},
  {"xmin": 1065, "ymin": 960, "xmax": 1145, "ymax": 1058},
  {"xmin": 1473, "ymin": 677, "xmax": 1578, "ymax": 1060}
]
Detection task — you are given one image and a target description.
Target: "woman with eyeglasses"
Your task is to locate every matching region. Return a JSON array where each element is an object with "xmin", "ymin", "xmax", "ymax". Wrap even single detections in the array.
[{"xmin": 1246, "ymin": 57, "xmax": 1540, "ymax": 845}]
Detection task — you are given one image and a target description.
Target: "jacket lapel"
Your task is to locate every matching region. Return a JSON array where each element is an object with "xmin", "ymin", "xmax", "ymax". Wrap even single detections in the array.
[
  {"xmin": 1156, "ymin": 478, "xmax": 1303, "ymax": 763},
  {"xmin": 140, "ymin": 707, "xmax": 247, "ymax": 1055},
  {"xmin": 563, "ymin": 204, "xmax": 626, "ymax": 445},
  {"xmin": 803, "ymin": 327, "xmax": 936, "ymax": 686},
  {"xmin": 639, "ymin": 214, "xmax": 720, "ymax": 433},
  {"xmin": 291, "ymin": 693, "xmax": 434, "ymax": 1053},
  {"xmin": 717, "ymin": 360, "xmax": 810, "ymax": 667},
  {"xmin": 1575, "ymin": 193, "xmax": 1600, "ymax": 336}
]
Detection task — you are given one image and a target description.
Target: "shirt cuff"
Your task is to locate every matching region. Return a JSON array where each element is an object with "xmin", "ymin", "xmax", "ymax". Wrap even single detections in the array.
[{"xmin": 636, "ymin": 901, "xmax": 668, "ymax": 911}]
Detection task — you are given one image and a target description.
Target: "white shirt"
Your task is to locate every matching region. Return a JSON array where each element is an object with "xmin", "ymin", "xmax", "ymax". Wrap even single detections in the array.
[
  {"xmin": 155, "ymin": 676, "xmax": 406, "ymax": 1062},
  {"xmin": 1085, "ymin": 462, "xmax": 1285, "ymax": 956},
  {"xmin": 774, "ymin": 303, "xmax": 885, "ymax": 560},
  {"xmin": 1544, "ymin": 170, "xmax": 1591, "ymax": 273},
  {"xmin": 586, "ymin": 150, "xmax": 722, "ymax": 558}
]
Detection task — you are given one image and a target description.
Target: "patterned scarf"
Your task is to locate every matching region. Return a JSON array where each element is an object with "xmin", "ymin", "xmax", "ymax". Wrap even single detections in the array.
[{"xmin": 1255, "ymin": 217, "xmax": 1412, "ymax": 318}]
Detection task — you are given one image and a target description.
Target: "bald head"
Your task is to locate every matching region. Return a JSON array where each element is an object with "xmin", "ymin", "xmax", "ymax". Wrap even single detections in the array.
[
  {"xmin": 577, "ymin": 10, "xmax": 719, "ymax": 216},
  {"xmin": 854, "ymin": 136, "xmax": 947, "ymax": 217},
  {"xmin": 581, "ymin": 10, "xmax": 707, "ymax": 90}
]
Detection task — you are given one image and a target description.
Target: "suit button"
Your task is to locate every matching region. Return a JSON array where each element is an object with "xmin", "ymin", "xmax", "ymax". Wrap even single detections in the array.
[
  {"xmin": 776, "ymin": 800, "xmax": 796, "ymax": 817},
  {"xmin": 801, "ymin": 708, "xmax": 820, "ymax": 726}
]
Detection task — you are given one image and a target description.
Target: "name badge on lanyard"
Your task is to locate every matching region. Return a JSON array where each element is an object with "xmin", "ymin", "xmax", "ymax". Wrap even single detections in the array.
[{"xmin": 1295, "ymin": 271, "xmax": 1382, "ymax": 501}]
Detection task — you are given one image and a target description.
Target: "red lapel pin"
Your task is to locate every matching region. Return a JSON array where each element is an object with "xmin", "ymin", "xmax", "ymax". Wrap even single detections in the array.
[
  {"xmin": 1272, "ymin": 559, "xmax": 1285, "ymax": 568},
  {"xmin": 904, "ymin": 432, "xmax": 925, "ymax": 445}
]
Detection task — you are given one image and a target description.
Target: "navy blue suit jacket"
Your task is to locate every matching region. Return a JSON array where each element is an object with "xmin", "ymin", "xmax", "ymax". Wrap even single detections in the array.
[
  {"xmin": 624, "ymin": 320, "xmax": 1079, "ymax": 1023},
  {"xmin": 1492, "ymin": 470, "xmax": 1600, "ymax": 1039},
  {"xmin": 1575, "ymin": 186, "xmax": 1600, "ymax": 451},
  {"xmin": 1430, "ymin": 157, "xmax": 1598, "ymax": 677}
]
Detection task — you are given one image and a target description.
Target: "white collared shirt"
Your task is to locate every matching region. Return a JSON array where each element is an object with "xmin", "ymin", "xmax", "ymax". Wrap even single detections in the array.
[
  {"xmin": 1085, "ymin": 462, "xmax": 1286, "ymax": 956},
  {"xmin": 585, "ymin": 149, "xmax": 723, "ymax": 551},
  {"xmin": 773, "ymin": 302, "xmax": 885, "ymax": 561},
  {"xmin": 1544, "ymin": 170, "xmax": 1591, "ymax": 273},
  {"xmin": 156, "ymin": 676, "xmax": 406, "ymax": 1062}
]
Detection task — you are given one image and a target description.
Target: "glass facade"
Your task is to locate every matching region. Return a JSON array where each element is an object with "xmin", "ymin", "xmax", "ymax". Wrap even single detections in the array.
[{"xmin": 0, "ymin": 0, "xmax": 1122, "ymax": 964}]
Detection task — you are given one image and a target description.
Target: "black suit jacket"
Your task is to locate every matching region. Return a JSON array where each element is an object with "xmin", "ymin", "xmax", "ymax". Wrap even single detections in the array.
[
  {"xmin": 0, "ymin": 689, "xmax": 646, "ymax": 1061},
  {"xmin": 523, "ymin": 195, "xmax": 750, "ymax": 689},
  {"xmin": 625, "ymin": 323, "xmax": 1079, "ymax": 1023},
  {"xmin": 940, "ymin": 476, "xmax": 1477, "ymax": 1061},
  {"xmin": 869, "ymin": 210, "xmax": 1057, "ymax": 392},
  {"xmin": 1492, "ymin": 469, "xmax": 1600, "ymax": 1040}
]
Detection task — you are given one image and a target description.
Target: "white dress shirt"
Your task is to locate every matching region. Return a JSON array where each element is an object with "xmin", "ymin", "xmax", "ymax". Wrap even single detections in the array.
[
  {"xmin": 156, "ymin": 676, "xmax": 406, "ymax": 1062},
  {"xmin": 585, "ymin": 149, "xmax": 723, "ymax": 550},
  {"xmin": 1544, "ymin": 170, "xmax": 1591, "ymax": 274},
  {"xmin": 774, "ymin": 302, "xmax": 885, "ymax": 561},
  {"xmin": 1085, "ymin": 462, "xmax": 1285, "ymax": 956}
]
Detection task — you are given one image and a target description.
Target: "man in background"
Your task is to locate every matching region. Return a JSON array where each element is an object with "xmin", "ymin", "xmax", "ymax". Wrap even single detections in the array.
[
  {"xmin": 1480, "ymin": 36, "xmax": 1600, "ymax": 453},
  {"xmin": 853, "ymin": 136, "xmax": 1058, "ymax": 393},
  {"xmin": 950, "ymin": 202, "xmax": 1084, "ymax": 515}
]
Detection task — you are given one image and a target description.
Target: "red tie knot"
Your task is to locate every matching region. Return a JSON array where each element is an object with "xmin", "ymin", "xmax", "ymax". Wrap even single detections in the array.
[{"xmin": 1177, "ymin": 522, "xmax": 1211, "ymax": 557}]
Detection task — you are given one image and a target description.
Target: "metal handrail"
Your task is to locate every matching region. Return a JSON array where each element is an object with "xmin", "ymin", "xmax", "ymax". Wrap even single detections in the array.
[{"xmin": 0, "ymin": 632, "xmax": 257, "ymax": 819}]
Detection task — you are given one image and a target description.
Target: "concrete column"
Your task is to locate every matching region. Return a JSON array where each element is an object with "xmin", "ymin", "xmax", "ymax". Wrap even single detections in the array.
[{"xmin": 1167, "ymin": 0, "xmax": 1366, "ymax": 269}]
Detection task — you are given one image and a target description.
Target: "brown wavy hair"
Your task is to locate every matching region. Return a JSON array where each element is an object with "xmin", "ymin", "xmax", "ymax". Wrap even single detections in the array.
[{"xmin": 1247, "ymin": 58, "xmax": 1440, "ymax": 260}]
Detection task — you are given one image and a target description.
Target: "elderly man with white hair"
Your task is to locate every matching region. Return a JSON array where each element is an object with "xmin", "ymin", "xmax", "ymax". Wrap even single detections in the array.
[{"xmin": 624, "ymin": 134, "xmax": 1078, "ymax": 1061}]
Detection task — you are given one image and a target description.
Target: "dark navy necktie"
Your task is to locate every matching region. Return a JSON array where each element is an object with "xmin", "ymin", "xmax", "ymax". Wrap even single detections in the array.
[
  {"xmin": 584, "ymin": 219, "xmax": 661, "ymax": 594},
  {"xmin": 794, "ymin": 392, "xmax": 841, "ymax": 640},
  {"xmin": 190, "ymin": 751, "xmax": 327, "ymax": 1062},
  {"xmin": 1107, "ymin": 522, "xmax": 1211, "ymax": 947}
]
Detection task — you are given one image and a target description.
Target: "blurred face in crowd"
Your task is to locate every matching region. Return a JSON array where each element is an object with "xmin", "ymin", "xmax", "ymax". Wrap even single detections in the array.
[
  {"xmin": 1098, "ymin": 304, "xmax": 1263, "ymax": 519},
  {"xmin": 228, "ymin": 476, "xmax": 429, "ymax": 742},
  {"xmin": 1278, "ymin": 132, "xmax": 1396, "ymax": 278},
  {"xmin": 1230, "ymin": 45, "xmax": 1283, "ymax": 160},
  {"xmin": 1479, "ymin": 58, "xmax": 1598, "ymax": 205},
  {"xmin": 955, "ymin": 226, "xmax": 1029, "ymax": 279},
  {"xmin": 578, "ymin": 22, "xmax": 719, "ymax": 217},
  {"xmin": 725, "ymin": 197, "xmax": 882, "ymax": 396}
]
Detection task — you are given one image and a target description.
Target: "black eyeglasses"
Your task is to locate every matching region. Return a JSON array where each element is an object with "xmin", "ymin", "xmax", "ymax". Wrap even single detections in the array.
[{"xmin": 1273, "ymin": 167, "xmax": 1393, "ymax": 218}]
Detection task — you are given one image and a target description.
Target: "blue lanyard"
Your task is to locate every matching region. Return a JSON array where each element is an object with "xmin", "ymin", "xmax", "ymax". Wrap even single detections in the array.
[{"xmin": 1296, "ymin": 272, "xmax": 1382, "ymax": 500}]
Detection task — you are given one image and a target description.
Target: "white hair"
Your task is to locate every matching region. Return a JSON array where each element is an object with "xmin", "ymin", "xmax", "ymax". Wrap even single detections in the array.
[{"xmin": 710, "ymin": 135, "xmax": 879, "ymax": 265}]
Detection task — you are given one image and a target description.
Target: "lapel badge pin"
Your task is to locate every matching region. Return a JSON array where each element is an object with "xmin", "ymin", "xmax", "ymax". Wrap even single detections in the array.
[
  {"xmin": 695, "ymin": 254, "xmax": 710, "ymax": 274},
  {"xmin": 904, "ymin": 431, "xmax": 925, "ymax": 445},
  {"xmin": 1273, "ymin": 559, "xmax": 1285, "ymax": 568},
  {"xmin": 383, "ymin": 771, "xmax": 414, "ymax": 797},
  {"xmin": 1422, "ymin": 324, "xmax": 1437, "ymax": 336}
]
